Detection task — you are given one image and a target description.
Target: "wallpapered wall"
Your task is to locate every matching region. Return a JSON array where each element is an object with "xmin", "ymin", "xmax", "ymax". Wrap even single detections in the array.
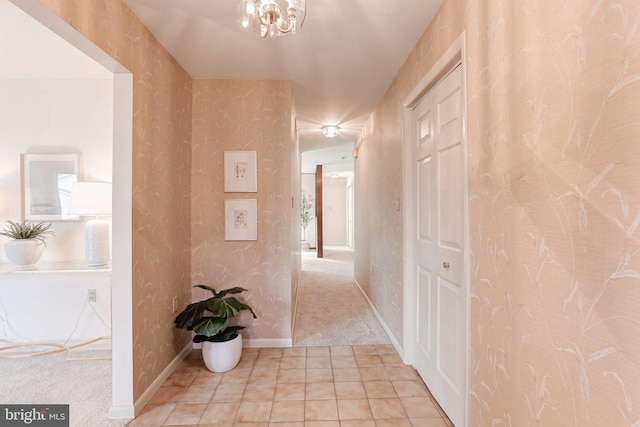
[
  {"xmin": 192, "ymin": 80, "xmax": 295, "ymax": 344},
  {"xmin": 39, "ymin": 0, "xmax": 193, "ymax": 401},
  {"xmin": 357, "ymin": 0, "xmax": 640, "ymax": 425}
]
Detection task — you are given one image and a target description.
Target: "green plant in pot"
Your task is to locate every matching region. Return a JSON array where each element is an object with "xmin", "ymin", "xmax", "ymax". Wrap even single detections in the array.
[
  {"xmin": 0, "ymin": 220, "xmax": 54, "ymax": 270},
  {"xmin": 174, "ymin": 285, "xmax": 257, "ymax": 372}
]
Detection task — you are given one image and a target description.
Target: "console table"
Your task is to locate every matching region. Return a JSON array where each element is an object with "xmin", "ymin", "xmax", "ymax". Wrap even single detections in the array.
[{"xmin": 0, "ymin": 263, "xmax": 112, "ymax": 352}]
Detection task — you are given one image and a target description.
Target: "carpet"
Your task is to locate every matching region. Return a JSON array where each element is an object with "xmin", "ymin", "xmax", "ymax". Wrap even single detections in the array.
[
  {"xmin": 293, "ymin": 246, "xmax": 391, "ymax": 346},
  {"xmin": 0, "ymin": 349, "xmax": 130, "ymax": 427}
]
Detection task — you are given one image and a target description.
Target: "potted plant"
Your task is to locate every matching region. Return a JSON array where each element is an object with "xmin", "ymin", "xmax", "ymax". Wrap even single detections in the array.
[
  {"xmin": 301, "ymin": 190, "xmax": 313, "ymax": 250},
  {"xmin": 0, "ymin": 220, "xmax": 54, "ymax": 270},
  {"xmin": 174, "ymin": 285, "xmax": 257, "ymax": 372}
]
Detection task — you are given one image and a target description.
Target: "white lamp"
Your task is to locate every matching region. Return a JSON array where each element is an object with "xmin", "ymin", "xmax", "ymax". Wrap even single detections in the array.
[{"xmin": 69, "ymin": 182, "xmax": 112, "ymax": 267}]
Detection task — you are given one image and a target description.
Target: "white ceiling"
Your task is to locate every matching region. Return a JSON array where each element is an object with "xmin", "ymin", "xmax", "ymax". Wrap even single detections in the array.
[
  {"xmin": 0, "ymin": 0, "xmax": 111, "ymax": 79},
  {"xmin": 3, "ymin": 0, "xmax": 442, "ymax": 174},
  {"xmin": 122, "ymin": 0, "xmax": 442, "ymax": 172}
]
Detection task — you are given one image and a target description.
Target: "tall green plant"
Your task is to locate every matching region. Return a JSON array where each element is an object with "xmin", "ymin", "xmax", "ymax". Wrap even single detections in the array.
[{"xmin": 301, "ymin": 190, "xmax": 313, "ymax": 241}]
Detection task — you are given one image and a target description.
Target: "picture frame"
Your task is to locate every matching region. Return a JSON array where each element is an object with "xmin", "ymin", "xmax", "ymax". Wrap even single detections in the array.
[
  {"xmin": 224, "ymin": 151, "xmax": 257, "ymax": 193},
  {"xmin": 22, "ymin": 153, "xmax": 82, "ymax": 221},
  {"xmin": 224, "ymin": 199, "xmax": 257, "ymax": 241}
]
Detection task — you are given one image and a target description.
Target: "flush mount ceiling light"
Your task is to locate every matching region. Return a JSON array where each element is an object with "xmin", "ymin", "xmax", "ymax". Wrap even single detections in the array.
[
  {"xmin": 239, "ymin": 0, "xmax": 306, "ymax": 38},
  {"xmin": 322, "ymin": 125, "xmax": 340, "ymax": 138}
]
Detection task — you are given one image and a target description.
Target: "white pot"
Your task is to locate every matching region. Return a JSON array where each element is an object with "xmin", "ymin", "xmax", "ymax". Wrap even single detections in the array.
[
  {"xmin": 4, "ymin": 239, "xmax": 45, "ymax": 270},
  {"xmin": 201, "ymin": 333, "xmax": 243, "ymax": 373}
]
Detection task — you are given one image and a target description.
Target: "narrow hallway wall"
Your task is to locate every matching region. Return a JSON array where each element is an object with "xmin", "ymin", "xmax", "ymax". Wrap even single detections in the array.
[
  {"xmin": 356, "ymin": 0, "xmax": 640, "ymax": 425},
  {"xmin": 191, "ymin": 80, "xmax": 294, "ymax": 345}
]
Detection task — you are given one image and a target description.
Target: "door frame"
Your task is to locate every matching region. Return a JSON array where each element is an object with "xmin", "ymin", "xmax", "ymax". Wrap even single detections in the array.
[
  {"xmin": 11, "ymin": 0, "xmax": 135, "ymax": 418},
  {"xmin": 402, "ymin": 33, "xmax": 469, "ymax": 426}
]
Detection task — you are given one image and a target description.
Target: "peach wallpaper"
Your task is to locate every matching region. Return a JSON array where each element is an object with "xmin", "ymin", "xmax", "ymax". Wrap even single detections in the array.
[
  {"xmin": 191, "ymin": 80, "xmax": 295, "ymax": 344},
  {"xmin": 39, "ymin": 0, "xmax": 193, "ymax": 401},
  {"xmin": 357, "ymin": 0, "xmax": 640, "ymax": 425}
]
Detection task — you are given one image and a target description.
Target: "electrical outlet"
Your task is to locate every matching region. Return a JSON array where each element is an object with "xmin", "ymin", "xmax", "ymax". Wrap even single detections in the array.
[
  {"xmin": 172, "ymin": 297, "xmax": 178, "ymax": 313},
  {"xmin": 87, "ymin": 289, "xmax": 97, "ymax": 302}
]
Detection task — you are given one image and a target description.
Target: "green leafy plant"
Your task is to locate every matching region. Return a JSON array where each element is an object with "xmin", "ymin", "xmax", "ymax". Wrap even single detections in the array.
[
  {"xmin": 301, "ymin": 190, "xmax": 313, "ymax": 241},
  {"xmin": 0, "ymin": 220, "xmax": 54, "ymax": 246},
  {"xmin": 174, "ymin": 285, "xmax": 257, "ymax": 343}
]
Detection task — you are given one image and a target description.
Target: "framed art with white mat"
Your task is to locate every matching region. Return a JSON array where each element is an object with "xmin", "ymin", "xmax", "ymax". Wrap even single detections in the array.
[
  {"xmin": 224, "ymin": 199, "xmax": 257, "ymax": 241},
  {"xmin": 224, "ymin": 151, "xmax": 257, "ymax": 192}
]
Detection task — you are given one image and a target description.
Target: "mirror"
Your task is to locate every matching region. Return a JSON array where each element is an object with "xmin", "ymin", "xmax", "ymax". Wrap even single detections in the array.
[{"xmin": 22, "ymin": 153, "xmax": 81, "ymax": 220}]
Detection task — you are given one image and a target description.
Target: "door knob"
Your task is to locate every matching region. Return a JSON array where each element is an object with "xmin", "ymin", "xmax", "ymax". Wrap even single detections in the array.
[{"xmin": 443, "ymin": 261, "xmax": 450, "ymax": 269}]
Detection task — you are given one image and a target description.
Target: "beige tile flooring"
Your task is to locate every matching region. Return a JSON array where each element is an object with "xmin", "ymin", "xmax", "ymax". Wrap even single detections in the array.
[{"xmin": 128, "ymin": 345, "xmax": 454, "ymax": 427}]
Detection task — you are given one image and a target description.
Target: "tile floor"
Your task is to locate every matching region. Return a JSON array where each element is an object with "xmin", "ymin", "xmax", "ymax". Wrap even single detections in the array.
[{"xmin": 128, "ymin": 345, "xmax": 454, "ymax": 427}]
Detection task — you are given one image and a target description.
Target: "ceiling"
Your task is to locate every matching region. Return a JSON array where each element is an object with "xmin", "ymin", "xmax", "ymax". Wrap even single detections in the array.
[
  {"xmin": 2, "ymin": 0, "xmax": 442, "ymax": 174},
  {"xmin": 0, "ymin": 0, "xmax": 112, "ymax": 79},
  {"xmin": 122, "ymin": 0, "xmax": 442, "ymax": 172}
]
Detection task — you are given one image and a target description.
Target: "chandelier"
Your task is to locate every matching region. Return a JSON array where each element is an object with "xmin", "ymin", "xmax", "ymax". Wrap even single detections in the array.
[
  {"xmin": 239, "ymin": 0, "xmax": 306, "ymax": 38},
  {"xmin": 322, "ymin": 125, "xmax": 340, "ymax": 138}
]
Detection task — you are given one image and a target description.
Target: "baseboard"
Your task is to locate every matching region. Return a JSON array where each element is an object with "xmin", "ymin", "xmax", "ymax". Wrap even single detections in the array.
[
  {"xmin": 352, "ymin": 278, "xmax": 405, "ymax": 360},
  {"xmin": 291, "ymin": 268, "xmax": 303, "ymax": 341},
  {"xmin": 192, "ymin": 338, "xmax": 292, "ymax": 350},
  {"xmin": 0, "ymin": 337, "xmax": 112, "ymax": 354},
  {"xmin": 127, "ymin": 342, "xmax": 192, "ymax": 418},
  {"xmin": 108, "ymin": 405, "xmax": 134, "ymax": 420},
  {"xmin": 244, "ymin": 338, "xmax": 292, "ymax": 348}
]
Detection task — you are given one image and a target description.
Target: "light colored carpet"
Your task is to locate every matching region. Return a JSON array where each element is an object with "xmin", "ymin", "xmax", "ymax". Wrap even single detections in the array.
[
  {"xmin": 293, "ymin": 246, "xmax": 391, "ymax": 346},
  {"xmin": 0, "ymin": 349, "xmax": 129, "ymax": 427}
]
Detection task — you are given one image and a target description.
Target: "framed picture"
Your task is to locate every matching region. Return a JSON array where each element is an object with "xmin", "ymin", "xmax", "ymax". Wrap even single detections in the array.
[
  {"xmin": 224, "ymin": 199, "xmax": 257, "ymax": 241},
  {"xmin": 224, "ymin": 151, "xmax": 257, "ymax": 193},
  {"xmin": 22, "ymin": 153, "xmax": 82, "ymax": 221}
]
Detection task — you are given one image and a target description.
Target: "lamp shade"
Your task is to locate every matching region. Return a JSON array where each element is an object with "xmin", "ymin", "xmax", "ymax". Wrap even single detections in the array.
[{"xmin": 69, "ymin": 182, "xmax": 112, "ymax": 216}]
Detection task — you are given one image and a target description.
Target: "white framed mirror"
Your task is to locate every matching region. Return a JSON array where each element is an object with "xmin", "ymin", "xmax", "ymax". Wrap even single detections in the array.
[{"xmin": 22, "ymin": 153, "xmax": 81, "ymax": 221}]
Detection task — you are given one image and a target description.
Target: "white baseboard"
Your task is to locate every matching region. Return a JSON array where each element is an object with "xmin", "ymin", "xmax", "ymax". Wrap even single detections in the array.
[
  {"xmin": 108, "ymin": 404, "xmax": 134, "ymax": 420},
  {"xmin": 125, "ymin": 342, "xmax": 192, "ymax": 418},
  {"xmin": 244, "ymin": 338, "xmax": 292, "ymax": 348},
  {"xmin": 352, "ymin": 278, "xmax": 405, "ymax": 360},
  {"xmin": 291, "ymin": 268, "xmax": 303, "ymax": 341},
  {"xmin": 192, "ymin": 338, "xmax": 293, "ymax": 350}
]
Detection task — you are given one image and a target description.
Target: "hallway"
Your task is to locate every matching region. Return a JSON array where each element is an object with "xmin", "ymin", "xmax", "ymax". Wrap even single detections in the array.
[
  {"xmin": 293, "ymin": 246, "xmax": 390, "ymax": 347},
  {"xmin": 129, "ymin": 344, "xmax": 453, "ymax": 426},
  {"xmin": 129, "ymin": 246, "xmax": 454, "ymax": 426}
]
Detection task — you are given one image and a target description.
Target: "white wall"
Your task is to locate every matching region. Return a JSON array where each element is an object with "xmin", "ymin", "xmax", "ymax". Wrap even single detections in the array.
[
  {"xmin": 323, "ymin": 176, "xmax": 348, "ymax": 245},
  {"xmin": 0, "ymin": 269, "xmax": 111, "ymax": 349},
  {"xmin": 0, "ymin": 78, "xmax": 114, "ymax": 264}
]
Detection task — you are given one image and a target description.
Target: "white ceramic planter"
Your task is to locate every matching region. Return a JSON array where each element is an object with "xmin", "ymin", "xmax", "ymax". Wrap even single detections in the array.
[
  {"xmin": 201, "ymin": 333, "xmax": 243, "ymax": 373},
  {"xmin": 3, "ymin": 239, "xmax": 45, "ymax": 270}
]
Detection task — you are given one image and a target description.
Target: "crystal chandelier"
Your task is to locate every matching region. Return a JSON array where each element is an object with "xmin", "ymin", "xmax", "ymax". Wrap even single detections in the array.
[
  {"xmin": 239, "ymin": 0, "xmax": 306, "ymax": 38},
  {"xmin": 322, "ymin": 125, "xmax": 340, "ymax": 138}
]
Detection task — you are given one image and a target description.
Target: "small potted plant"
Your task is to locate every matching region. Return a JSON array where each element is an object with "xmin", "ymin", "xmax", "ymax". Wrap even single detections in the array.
[
  {"xmin": 174, "ymin": 285, "xmax": 257, "ymax": 372},
  {"xmin": 0, "ymin": 220, "xmax": 54, "ymax": 270}
]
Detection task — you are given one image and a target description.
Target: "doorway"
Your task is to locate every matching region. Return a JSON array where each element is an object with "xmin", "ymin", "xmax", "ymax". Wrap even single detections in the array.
[
  {"xmin": 6, "ymin": 0, "xmax": 134, "ymax": 418},
  {"xmin": 296, "ymin": 155, "xmax": 376, "ymax": 346},
  {"xmin": 402, "ymin": 34, "xmax": 469, "ymax": 427}
]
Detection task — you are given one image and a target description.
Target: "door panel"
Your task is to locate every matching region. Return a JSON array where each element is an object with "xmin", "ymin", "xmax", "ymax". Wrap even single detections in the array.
[
  {"xmin": 412, "ymin": 63, "xmax": 465, "ymax": 427},
  {"xmin": 416, "ymin": 267, "xmax": 433, "ymax": 356},
  {"xmin": 438, "ymin": 143, "xmax": 462, "ymax": 249},
  {"xmin": 438, "ymin": 277, "xmax": 461, "ymax": 390},
  {"xmin": 418, "ymin": 156, "xmax": 432, "ymax": 241}
]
